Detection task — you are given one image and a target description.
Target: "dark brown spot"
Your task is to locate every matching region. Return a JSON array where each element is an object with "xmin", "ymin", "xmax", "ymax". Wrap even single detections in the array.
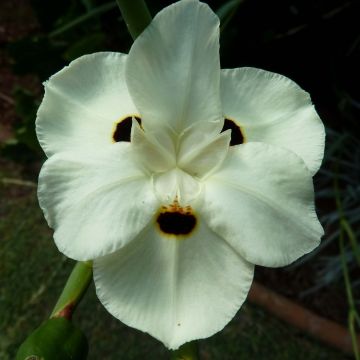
[
  {"xmin": 113, "ymin": 116, "xmax": 141, "ymax": 142},
  {"xmin": 221, "ymin": 118, "xmax": 244, "ymax": 145},
  {"xmin": 157, "ymin": 211, "xmax": 196, "ymax": 235}
]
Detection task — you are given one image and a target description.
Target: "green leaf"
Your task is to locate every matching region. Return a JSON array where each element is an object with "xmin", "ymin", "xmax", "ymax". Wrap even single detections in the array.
[
  {"xmin": 16, "ymin": 317, "xmax": 88, "ymax": 360},
  {"xmin": 81, "ymin": 0, "xmax": 95, "ymax": 12},
  {"xmin": 49, "ymin": 2, "xmax": 117, "ymax": 38},
  {"xmin": 216, "ymin": 0, "xmax": 243, "ymax": 32},
  {"xmin": 12, "ymin": 87, "xmax": 40, "ymax": 152},
  {"xmin": 30, "ymin": 0, "xmax": 74, "ymax": 31},
  {"xmin": 63, "ymin": 33, "xmax": 106, "ymax": 61},
  {"xmin": 7, "ymin": 36, "xmax": 65, "ymax": 80},
  {"xmin": 13, "ymin": 88, "xmax": 38, "ymax": 124},
  {"xmin": 170, "ymin": 341, "xmax": 199, "ymax": 360}
]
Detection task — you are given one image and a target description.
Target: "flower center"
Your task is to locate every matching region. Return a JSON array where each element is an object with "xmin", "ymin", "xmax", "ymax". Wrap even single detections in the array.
[
  {"xmin": 156, "ymin": 200, "xmax": 197, "ymax": 237},
  {"xmin": 112, "ymin": 116, "xmax": 142, "ymax": 142},
  {"xmin": 221, "ymin": 118, "xmax": 245, "ymax": 145},
  {"xmin": 153, "ymin": 168, "xmax": 202, "ymax": 205}
]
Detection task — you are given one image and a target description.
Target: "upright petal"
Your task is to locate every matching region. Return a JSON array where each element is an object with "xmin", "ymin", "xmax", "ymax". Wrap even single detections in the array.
[
  {"xmin": 131, "ymin": 121, "xmax": 176, "ymax": 174},
  {"xmin": 38, "ymin": 144, "xmax": 158, "ymax": 261},
  {"xmin": 221, "ymin": 68, "xmax": 325, "ymax": 175},
  {"xmin": 126, "ymin": 0, "xmax": 222, "ymax": 134},
  {"xmin": 153, "ymin": 168, "xmax": 202, "ymax": 205},
  {"xmin": 94, "ymin": 217, "xmax": 254, "ymax": 349},
  {"xmin": 202, "ymin": 142, "xmax": 324, "ymax": 267},
  {"xmin": 178, "ymin": 124, "xmax": 231, "ymax": 179},
  {"xmin": 36, "ymin": 52, "xmax": 138, "ymax": 157}
]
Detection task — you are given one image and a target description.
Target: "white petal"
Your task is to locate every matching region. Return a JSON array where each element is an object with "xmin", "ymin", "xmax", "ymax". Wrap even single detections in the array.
[
  {"xmin": 179, "ymin": 120, "xmax": 224, "ymax": 152},
  {"xmin": 36, "ymin": 52, "xmax": 138, "ymax": 157},
  {"xmin": 221, "ymin": 67, "xmax": 325, "ymax": 175},
  {"xmin": 126, "ymin": 0, "xmax": 222, "ymax": 134},
  {"xmin": 202, "ymin": 142, "xmax": 324, "ymax": 267},
  {"xmin": 178, "ymin": 123, "xmax": 231, "ymax": 179},
  {"xmin": 38, "ymin": 144, "xmax": 158, "ymax": 261},
  {"xmin": 153, "ymin": 168, "xmax": 202, "ymax": 205},
  {"xmin": 94, "ymin": 217, "xmax": 254, "ymax": 349},
  {"xmin": 131, "ymin": 121, "xmax": 176, "ymax": 174}
]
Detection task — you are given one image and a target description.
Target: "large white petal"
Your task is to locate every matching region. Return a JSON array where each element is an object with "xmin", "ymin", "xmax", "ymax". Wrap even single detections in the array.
[
  {"xmin": 38, "ymin": 144, "xmax": 158, "ymax": 261},
  {"xmin": 202, "ymin": 142, "xmax": 324, "ymax": 267},
  {"xmin": 36, "ymin": 52, "xmax": 138, "ymax": 157},
  {"xmin": 94, "ymin": 217, "xmax": 254, "ymax": 350},
  {"xmin": 126, "ymin": 0, "xmax": 222, "ymax": 135},
  {"xmin": 221, "ymin": 67, "xmax": 325, "ymax": 175}
]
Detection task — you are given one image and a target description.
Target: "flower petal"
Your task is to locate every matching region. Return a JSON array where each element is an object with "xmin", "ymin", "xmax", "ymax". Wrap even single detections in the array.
[
  {"xmin": 94, "ymin": 217, "xmax": 254, "ymax": 350},
  {"xmin": 202, "ymin": 142, "xmax": 324, "ymax": 267},
  {"xmin": 221, "ymin": 67, "xmax": 325, "ymax": 175},
  {"xmin": 178, "ymin": 124, "xmax": 231, "ymax": 179},
  {"xmin": 131, "ymin": 121, "xmax": 176, "ymax": 174},
  {"xmin": 36, "ymin": 52, "xmax": 138, "ymax": 157},
  {"xmin": 38, "ymin": 144, "xmax": 158, "ymax": 261},
  {"xmin": 153, "ymin": 168, "xmax": 202, "ymax": 205},
  {"xmin": 126, "ymin": 0, "xmax": 222, "ymax": 134}
]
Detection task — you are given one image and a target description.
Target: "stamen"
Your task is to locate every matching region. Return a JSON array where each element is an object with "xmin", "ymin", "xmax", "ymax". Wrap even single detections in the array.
[
  {"xmin": 112, "ymin": 116, "xmax": 142, "ymax": 142},
  {"xmin": 221, "ymin": 118, "xmax": 245, "ymax": 146}
]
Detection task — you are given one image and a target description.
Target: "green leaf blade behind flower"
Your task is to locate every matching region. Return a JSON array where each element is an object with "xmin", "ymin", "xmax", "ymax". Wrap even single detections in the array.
[{"xmin": 216, "ymin": 0, "xmax": 244, "ymax": 32}]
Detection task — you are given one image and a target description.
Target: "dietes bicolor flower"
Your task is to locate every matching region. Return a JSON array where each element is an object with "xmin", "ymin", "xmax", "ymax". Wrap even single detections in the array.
[{"xmin": 36, "ymin": 0, "xmax": 325, "ymax": 349}]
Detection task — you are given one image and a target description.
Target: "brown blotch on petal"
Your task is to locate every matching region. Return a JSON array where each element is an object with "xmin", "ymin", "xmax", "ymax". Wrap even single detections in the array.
[
  {"xmin": 156, "ymin": 201, "xmax": 197, "ymax": 237},
  {"xmin": 221, "ymin": 118, "xmax": 244, "ymax": 146},
  {"xmin": 112, "ymin": 116, "xmax": 142, "ymax": 142}
]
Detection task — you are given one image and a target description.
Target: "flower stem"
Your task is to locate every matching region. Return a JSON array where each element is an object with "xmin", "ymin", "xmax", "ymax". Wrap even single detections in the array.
[
  {"xmin": 170, "ymin": 341, "xmax": 199, "ymax": 360},
  {"xmin": 50, "ymin": 261, "xmax": 93, "ymax": 319},
  {"xmin": 115, "ymin": 0, "xmax": 152, "ymax": 40}
]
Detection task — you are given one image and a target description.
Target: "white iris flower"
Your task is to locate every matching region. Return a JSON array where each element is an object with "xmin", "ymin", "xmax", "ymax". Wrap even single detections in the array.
[{"xmin": 36, "ymin": 0, "xmax": 325, "ymax": 350}]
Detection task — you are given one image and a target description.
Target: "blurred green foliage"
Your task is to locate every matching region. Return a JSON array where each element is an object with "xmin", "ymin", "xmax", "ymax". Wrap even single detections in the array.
[
  {"xmin": 1, "ymin": 0, "xmax": 127, "ymax": 160},
  {"xmin": 2, "ymin": 88, "xmax": 40, "ymax": 161}
]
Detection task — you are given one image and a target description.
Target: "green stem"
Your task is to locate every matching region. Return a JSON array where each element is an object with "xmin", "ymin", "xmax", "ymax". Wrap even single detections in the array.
[
  {"xmin": 170, "ymin": 341, "xmax": 199, "ymax": 360},
  {"xmin": 51, "ymin": 261, "xmax": 93, "ymax": 319},
  {"xmin": 349, "ymin": 310, "xmax": 360, "ymax": 360},
  {"xmin": 340, "ymin": 229, "xmax": 360, "ymax": 360},
  {"xmin": 341, "ymin": 218, "xmax": 360, "ymax": 266},
  {"xmin": 116, "ymin": 0, "xmax": 152, "ymax": 40}
]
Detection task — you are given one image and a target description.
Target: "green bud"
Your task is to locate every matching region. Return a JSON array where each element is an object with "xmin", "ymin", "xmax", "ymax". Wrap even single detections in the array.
[{"xmin": 16, "ymin": 317, "xmax": 88, "ymax": 360}]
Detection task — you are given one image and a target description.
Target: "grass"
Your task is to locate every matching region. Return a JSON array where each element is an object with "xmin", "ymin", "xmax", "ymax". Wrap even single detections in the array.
[{"xmin": 0, "ymin": 174, "xmax": 349, "ymax": 360}]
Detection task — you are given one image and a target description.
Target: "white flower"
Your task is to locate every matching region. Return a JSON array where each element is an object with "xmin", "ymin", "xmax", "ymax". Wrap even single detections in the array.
[{"xmin": 36, "ymin": 0, "xmax": 325, "ymax": 350}]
